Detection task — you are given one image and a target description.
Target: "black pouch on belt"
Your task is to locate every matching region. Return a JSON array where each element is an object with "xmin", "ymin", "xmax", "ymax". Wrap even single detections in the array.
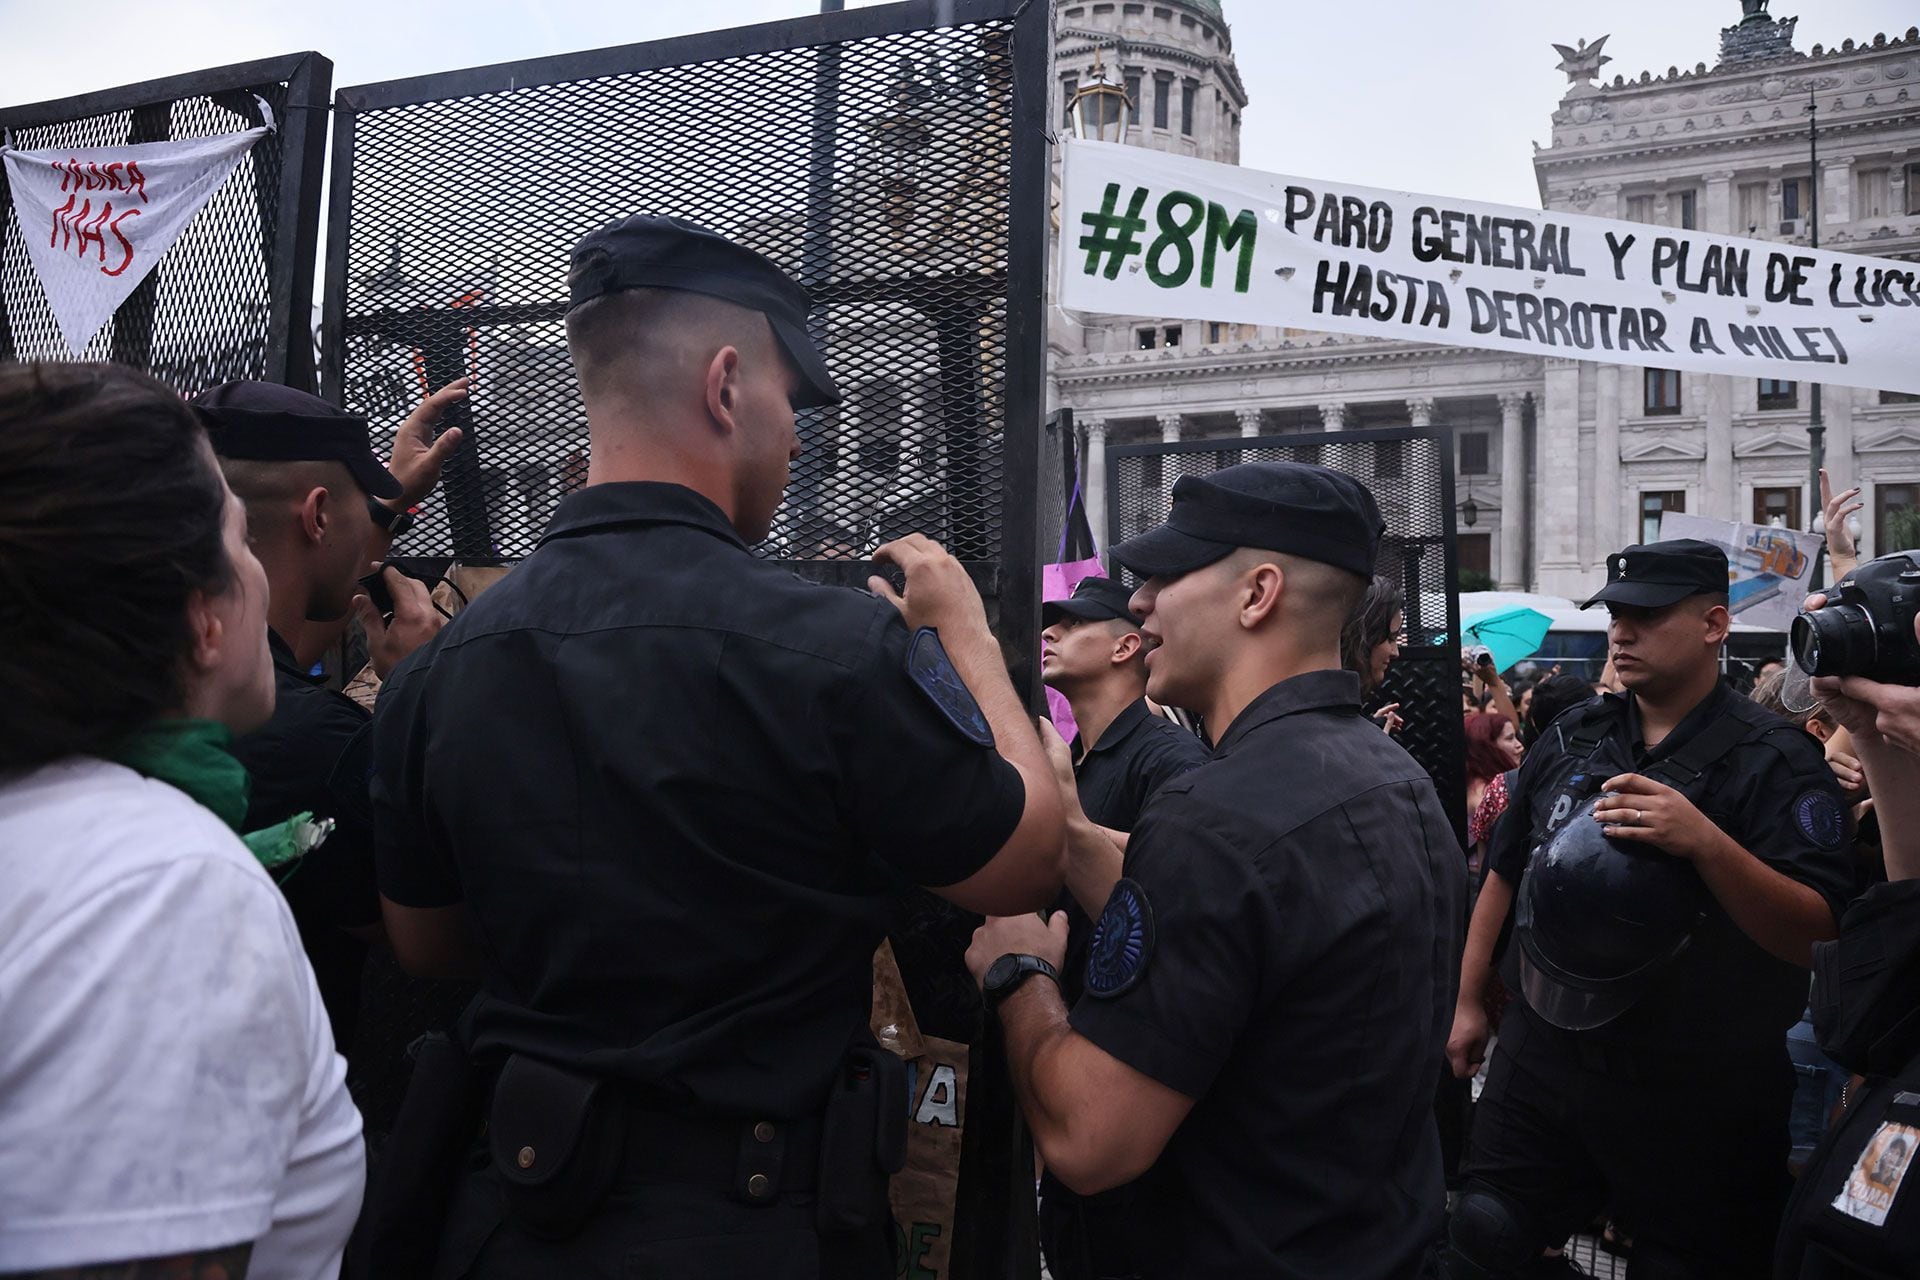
[
  {"xmin": 816, "ymin": 1044, "xmax": 909, "ymax": 1232},
  {"xmin": 488, "ymin": 1053, "xmax": 628, "ymax": 1240}
]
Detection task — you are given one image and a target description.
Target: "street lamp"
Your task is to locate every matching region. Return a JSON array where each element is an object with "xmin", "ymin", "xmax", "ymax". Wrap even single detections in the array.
[
  {"xmin": 1461, "ymin": 479, "xmax": 1479, "ymax": 529},
  {"xmin": 1069, "ymin": 48, "xmax": 1130, "ymax": 144},
  {"xmin": 865, "ymin": 56, "xmax": 935, "ymax": 228}
]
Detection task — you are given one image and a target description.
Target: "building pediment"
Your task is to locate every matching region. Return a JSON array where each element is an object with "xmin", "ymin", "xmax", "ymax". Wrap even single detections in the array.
[
  {"xmin": 1620, "ymin": 436, "xmax": 1705, "ymax": 462},
  {"xmin": 1734, "ymin": 430, "xmax": 1811, "ymax": 459},
  {"xmin": 1858, "ymin": 424, "xmax": 1920, "ymax": 453}
]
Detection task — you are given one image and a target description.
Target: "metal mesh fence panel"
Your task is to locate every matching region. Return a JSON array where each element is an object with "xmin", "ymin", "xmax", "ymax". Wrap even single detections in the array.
[
  {"xmin": 324, "ymin": 0, "xmax": 1045, "ymax": 595},
  {"xmin": 1106, "ymin": 428, "xmax": 1468, "ymax": 842},
  {"xmin": 0, "ymin": 54, "xmax": 330, "ymax": 392}
]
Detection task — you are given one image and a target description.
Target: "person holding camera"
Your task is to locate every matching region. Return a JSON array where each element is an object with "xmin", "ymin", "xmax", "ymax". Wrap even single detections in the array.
[
  {"xmin": 1438, "ymin": 539, "xmax": 1856, "ymax": 1280},
  {"xmin": 195, "ymin": 377, "xmax": 466, "ymax": 1050},
  {"xmin": 1773, "ymin": 573, "xmax": 1920, "ymax": 1277}
]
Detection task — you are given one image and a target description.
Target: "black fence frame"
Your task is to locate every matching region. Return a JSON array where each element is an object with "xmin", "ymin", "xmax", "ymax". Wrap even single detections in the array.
[
  {"xmin": 318, "ymin": 0, "xmax": 1050, "ymax": 709},
  {"xmin": 1106, "ymin": 426, "xmax": 1470, "ymax": 846},
  {"xmin": 0, "ymin": 52, "xmax": 332, "ymax": 391}
]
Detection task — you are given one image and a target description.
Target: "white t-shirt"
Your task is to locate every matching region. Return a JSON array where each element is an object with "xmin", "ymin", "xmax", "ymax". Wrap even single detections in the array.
[{"xmin": 0, "ymin": 757, "xmax": 365, "ymax": 1276}]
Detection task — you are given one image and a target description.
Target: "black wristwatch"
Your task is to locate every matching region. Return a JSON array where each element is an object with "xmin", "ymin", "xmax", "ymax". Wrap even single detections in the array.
[
  {"xmin": 983, "ymin": 953, "xmax": 1061, "ymax": 1010},
  {"xmin": 368, "ymin": 495, "xmax": 416, "ymax": 539}
]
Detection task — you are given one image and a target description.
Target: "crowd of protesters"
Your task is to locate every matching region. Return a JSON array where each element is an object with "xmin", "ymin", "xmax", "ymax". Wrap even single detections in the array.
[{"xmin": 3, "ymin": 224, "xmax": 1918, "ymax": 1280}]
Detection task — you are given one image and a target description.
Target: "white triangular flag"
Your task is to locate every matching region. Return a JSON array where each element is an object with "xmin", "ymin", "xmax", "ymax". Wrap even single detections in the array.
[{"xmin": 3, "ymin": 124, "xmax": 269, "ymax": 355}]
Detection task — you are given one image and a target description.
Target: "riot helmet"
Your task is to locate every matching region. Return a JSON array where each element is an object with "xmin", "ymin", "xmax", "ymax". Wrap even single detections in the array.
[{"xmin": 1515, "ymin": 795, "xmax": 1706, "ymax": 1030}]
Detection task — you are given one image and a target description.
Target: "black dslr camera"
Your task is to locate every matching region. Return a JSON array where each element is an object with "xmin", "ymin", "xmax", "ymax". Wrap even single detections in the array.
[{"xmin": 1791, "ymin": 550, "xmax": 1920, "ymax": 682}]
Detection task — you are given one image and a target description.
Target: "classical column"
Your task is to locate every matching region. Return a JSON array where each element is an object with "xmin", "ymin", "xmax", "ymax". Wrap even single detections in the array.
[
  {"xmin": 1318, "ymin": 402, "xmax": 1347, "ymax": 431},
  {"xmin": 1593, "ymin": 366, "xmax": 1622, "ymax": 561},
  {"xmin": 1083, "ymin": 418, "xmax": 1109, "ymax": 555},
  {"xmin": 1703, "ymin": 170, "xmax": 1735, "ymax": 235},
  {"xmin": 1705, "ymin": 375, "xmax": 1734, "ymax": 521},
  {"xmin": 1235, "ymin": 406, "xmax": 1264, "ymax": 438},
  {"xmin": 1824, "ymin": 384, "xmax": 1856, "ymax": 508},
  {"xmin": 1406, "ymin": 397, "xmax": 1436, "ymax": 429},
  {"xmin": 1498, "ymin": 392, "xmax": 1528, "ymax": 590},
  {"xmin": 1534, "ymin": 361, "xmax": 1584, "ymax": 598},
  {"xmin": 1157, "ymin": 412, "xmax": 1183, "ymax": 444}
]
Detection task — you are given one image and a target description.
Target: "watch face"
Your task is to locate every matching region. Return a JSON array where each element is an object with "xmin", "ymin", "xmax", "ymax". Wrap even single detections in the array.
[{"xmin": 985, "ymin": 954, "xmax": 1021, "ymax": 992}]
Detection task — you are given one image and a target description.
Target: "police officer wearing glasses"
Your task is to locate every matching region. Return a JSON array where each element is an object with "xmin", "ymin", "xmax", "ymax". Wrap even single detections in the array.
[
  {"xmin": 967, "ymin": 462, "xmax": 1466, "ymax": 1279},
  {"xmin": 1440, "ymin": 540, "xmax": 1857, "ymax": 1279},
  {"xmin": 369, "ymin": 215, "xmax": 1065, "ymax": 1277}
]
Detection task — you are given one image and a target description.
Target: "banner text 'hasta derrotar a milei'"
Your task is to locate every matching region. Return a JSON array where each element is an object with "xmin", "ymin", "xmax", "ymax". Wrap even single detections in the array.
[{"xmin": 1058, "ymin": 138, "xmax": 1920, "ymax": 396}]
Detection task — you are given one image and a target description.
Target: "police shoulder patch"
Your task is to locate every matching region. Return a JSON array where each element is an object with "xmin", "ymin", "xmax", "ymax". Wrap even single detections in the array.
[
  {"xmin": 906, "ymin": 627, "xmax": 994, "ymax": 748},
  {"xmin": 1086, "ymin": 877, "xmax": 1156, "ymax": 998},
  {"xmin": 1795, "ymin": 789, "xmax": 1846, "ymax": 851}
]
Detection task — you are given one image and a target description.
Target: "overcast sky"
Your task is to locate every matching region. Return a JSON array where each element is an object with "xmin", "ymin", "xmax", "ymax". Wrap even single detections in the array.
[{"xmin": 2, "ymin": 0, "xmax": 1914, "ymax": 208}]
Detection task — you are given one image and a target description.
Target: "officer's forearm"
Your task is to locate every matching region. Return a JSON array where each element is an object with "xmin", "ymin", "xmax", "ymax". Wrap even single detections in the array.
[
  {"xmin": 1457, "ymin": 870, "xmax": 1512, "ymax": 1006},
  {"xmin": 1063, "ymin": 813, "xmax": 1125, "ymax": 919},
  {"xmin": 996, "ymin": 978, "xmax": 1179, "ymax": 1196},
  {"xmin": 1852, "ymin": 734, "xmax": 1920, "ymax": 882},
  {"xmin": 1694, "ymin": 831, "xmax": 1836, "ymax": 967}
]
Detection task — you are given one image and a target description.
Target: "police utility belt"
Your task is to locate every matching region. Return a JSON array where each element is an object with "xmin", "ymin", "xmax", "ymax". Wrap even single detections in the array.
[
  {"xmin": 484, "ymin": 1046, "xmax": 907, "ymax": 1238},
  {"xmin": 354, "ymin": 1034, "xmax": 908, "ymax": 1271}
]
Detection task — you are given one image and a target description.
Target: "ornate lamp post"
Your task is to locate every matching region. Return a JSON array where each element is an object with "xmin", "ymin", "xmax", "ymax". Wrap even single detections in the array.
[{"xmin": 1069, "ymin": 48, "xmax": 1130, "ymax": 144}]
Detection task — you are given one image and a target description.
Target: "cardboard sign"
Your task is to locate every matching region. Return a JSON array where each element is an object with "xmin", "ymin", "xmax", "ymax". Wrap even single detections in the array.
[{"xmin": 1659, "ymin": 512, "xmax": 1821, "ymax": 631}]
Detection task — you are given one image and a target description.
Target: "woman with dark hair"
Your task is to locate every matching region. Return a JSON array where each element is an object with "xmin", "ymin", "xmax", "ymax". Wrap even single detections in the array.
[
  {"xmin": 1343, "ymin": 572, "xmax": 1406, "ymax": 733},
  {"xmin": 0, "ymin": 364, "xmax": 364, "ymax": 1277}
]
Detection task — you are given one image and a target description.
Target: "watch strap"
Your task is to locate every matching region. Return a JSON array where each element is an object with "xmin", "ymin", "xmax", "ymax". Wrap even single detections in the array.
[{"xmin": 985, "ymin": 953, "xmax": 1061, "ymax": 1009}]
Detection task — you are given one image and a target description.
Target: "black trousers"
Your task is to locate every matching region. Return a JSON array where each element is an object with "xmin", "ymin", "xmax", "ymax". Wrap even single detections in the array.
[
  {"xmin": 1461, "ymin": 1006, "xmax": 1795, "ymax": 1278},
  {"xmin": 1038, "ymin": 1171, "xmax": 1163, "ymax": 1280},
  {"xmin": 432, "ymin": 1161, "xmax": 893, "ymax": 1280}
]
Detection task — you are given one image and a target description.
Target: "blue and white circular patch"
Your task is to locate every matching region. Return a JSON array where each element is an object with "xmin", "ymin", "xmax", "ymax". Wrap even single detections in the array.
[
  {"xmin": 1795, "ymin": 789, "xmax": 1846, "ymax": 850},
  {"xmin": 1086, "ymin": 877, "xmax": 1155, "ymax": 999}
]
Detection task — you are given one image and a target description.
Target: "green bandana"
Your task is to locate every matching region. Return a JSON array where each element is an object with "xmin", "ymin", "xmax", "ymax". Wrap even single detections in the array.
[{"xmin": 110, "ymin": 719, "xmax": 332, "ymax": 873}]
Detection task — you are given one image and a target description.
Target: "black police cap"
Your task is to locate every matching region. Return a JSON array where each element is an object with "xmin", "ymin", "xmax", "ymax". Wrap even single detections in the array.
[
  {"xmin": 192, "ymin": 381, "xmax": 402, "ymax": 501},
  {"xmin": 1580, "ymin": 539, "xmax": 1730, "ymax": 610},
  {"xmin": 566, "ymin": 213, "xmax": 841, "ymax": 410},
  {"xmin": 1042, "ymin": 576, "xmax": 1142, "ymax": 628},
  {"xmin": 1110, "ymin": 461, "xmax": 1383, "ymax": 580}
]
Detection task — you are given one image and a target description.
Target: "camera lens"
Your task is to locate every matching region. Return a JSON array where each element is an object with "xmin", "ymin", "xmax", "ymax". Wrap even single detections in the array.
[{"xmin": 1791, "ymin": 604, "xmax": 1874, "ymax": 677}]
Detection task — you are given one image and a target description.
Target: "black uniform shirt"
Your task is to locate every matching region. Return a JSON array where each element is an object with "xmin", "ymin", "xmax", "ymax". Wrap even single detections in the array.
[
  {"xmin": 1058, "ymin": 698, "xmax": 1209, "ymax": 1006},
  {"xmin": 231, "ymin": 629, "xmax": 381, "ymax": 1049},
  {"xmin": 372, "ymin": 482, "xmax": 1027, "ymax": 1118},
  {"xmin": 1069, "ymin": 670, "xmax": 1467, "ymax": 1280},
  {"xmin": 1487, "ymin": 681, "xmax": 1857, "ymax": 1056}
]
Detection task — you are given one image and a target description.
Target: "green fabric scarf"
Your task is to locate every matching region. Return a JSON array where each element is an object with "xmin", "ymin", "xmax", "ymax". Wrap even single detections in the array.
[{"xmin": 111, "ymin": 719, "xmax": 332, "ymax": 873}]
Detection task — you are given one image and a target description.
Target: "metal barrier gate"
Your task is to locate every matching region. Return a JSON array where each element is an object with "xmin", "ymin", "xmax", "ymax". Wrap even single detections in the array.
[
  {"xmin": 0, "ymin": 53, "xmax": 331, "ymax": 392},
  {"xmin": 1106, "ymin": 427, "xmax": 1470, "ymax": 845}
]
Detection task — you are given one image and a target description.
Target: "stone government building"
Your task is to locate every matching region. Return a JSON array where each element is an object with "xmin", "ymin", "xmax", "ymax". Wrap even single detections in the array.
[{"xmin": 1049, "ymin": 0, "xmax": 1920, "ymax": 598}]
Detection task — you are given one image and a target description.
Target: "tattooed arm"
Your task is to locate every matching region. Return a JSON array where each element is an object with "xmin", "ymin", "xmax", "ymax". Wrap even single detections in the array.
[{"xmin": 8, "ymin": 1243, "xmax": 252, "ymax": 1279}]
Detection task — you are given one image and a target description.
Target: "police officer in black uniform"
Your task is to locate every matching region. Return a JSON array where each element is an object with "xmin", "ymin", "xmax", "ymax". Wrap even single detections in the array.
[
  {"xmin": 1035, "ymin": 575, "xmax": 1208, "ymax": 1280},
  {"xmin": 370, "ymin": 214, "xmax": 1065, "ymax": 1278},
  {"xmin": 197, "ymin": 379, "xmax": 463, "ymax": 1048},
  {"xmin": 1441, "ymin": 540, "xmax": 1857, "ymax": 1279},
  {"xmin": 967, "ymin": 462, "xmax": 1467, "ymax": 1279}
]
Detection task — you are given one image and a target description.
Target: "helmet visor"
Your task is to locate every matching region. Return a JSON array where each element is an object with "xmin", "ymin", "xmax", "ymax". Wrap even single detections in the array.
[{"xmin": 1516, "ymin": 946, "xmax": 1643, "ymax": 1031}]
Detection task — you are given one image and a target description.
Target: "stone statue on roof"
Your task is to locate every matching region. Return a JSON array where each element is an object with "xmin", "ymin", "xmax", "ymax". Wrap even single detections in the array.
[{"xmin": 1552, "ymin": 35, "xmax": 1612, "ymax": 88}]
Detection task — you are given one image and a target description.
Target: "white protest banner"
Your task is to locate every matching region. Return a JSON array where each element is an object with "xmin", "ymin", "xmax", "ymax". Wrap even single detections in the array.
[
  {"xmin": 1659, "ymin": 511, "xmax": 1821, "ymax": 631},
  {"xmin": 1058, "ymin": 138, "xmax": 1920, "ymax": 396},
  {"xmin": 3, "ymin": 112, "xmax": 272, "ymax": 356}
]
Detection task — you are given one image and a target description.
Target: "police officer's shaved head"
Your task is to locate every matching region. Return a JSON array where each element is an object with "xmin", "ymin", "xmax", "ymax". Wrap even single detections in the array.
[
  {"xmin": 561, "ymin": 216, "xmax": 840, "ymax": 542},
  {"xmin": 566, "ymin": 287, "xmax": 783, "ymax": 410}
]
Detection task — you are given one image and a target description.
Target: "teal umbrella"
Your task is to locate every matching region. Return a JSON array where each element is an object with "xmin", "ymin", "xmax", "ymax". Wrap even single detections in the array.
[{"xmin": 1460, "ymin": 605, "xmax": 1553, "ymax": 673}]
